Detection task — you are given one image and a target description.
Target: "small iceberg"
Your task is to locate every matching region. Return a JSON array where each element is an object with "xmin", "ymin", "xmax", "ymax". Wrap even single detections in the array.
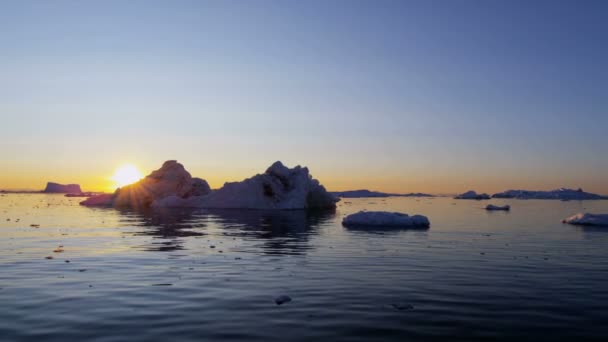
[
  {"xmin": 485, "ymin": 204, "xmax": 510, "ymax": 211},
  {"xmin": 342, "ymin": 211, "xmax": 430, "ymax": 228},
  {"xmin": 562, "ymin": 213, "xmax": 608, "ymax": 226},
  {"xmin": 43, "ymin": 182, "xmax": 82, "ymax": 194},
  {"xmin": 454, "ymin": 190, "xmax": 490, "ymax": 200}
]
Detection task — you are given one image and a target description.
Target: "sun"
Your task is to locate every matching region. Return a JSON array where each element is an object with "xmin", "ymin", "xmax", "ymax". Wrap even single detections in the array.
[{"xmin": 111, "ymin": 164, "xmax": 143, "ymax": 188}]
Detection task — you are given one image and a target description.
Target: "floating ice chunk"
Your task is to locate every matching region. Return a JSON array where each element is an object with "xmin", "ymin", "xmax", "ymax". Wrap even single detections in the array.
[
  {"xmin": 454, "ymin": 191, "xmax": 490, "ymax": 200},
  {"xmin": 342, "ymin": 211, "xmax": 430, "ymax": 228},
  {"xmin": 485, "ymin": 204, "xmax": 510, "ymax": 211},
  {"xmin": 562, "ymin": 213, "xmax": 608, "ymax": 226}
]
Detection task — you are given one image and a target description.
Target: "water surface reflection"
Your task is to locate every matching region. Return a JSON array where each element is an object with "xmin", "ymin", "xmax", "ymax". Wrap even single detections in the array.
[{"xmin": 115, "ymin": 208, "xmax": 336, "ymax": 254}]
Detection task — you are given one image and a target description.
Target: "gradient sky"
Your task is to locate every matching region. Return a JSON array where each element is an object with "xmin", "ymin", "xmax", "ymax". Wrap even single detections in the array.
[{"xmin": 1, "ymin": 0, "xmax": 607, "ymax": 194}]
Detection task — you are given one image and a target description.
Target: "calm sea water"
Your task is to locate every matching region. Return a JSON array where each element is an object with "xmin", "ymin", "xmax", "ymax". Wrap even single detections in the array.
[{"xmin": 1, "ymin": 194, "xmax": 607, "ymax": 341}]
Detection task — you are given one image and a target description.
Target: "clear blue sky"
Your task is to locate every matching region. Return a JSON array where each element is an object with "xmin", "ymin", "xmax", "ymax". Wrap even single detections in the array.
[{"xmin": 1, "ymin": 0, "xmax": 606, "ymax": 193}]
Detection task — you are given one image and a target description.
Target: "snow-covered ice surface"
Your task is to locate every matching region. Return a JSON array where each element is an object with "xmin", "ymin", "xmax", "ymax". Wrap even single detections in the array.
[
  {"xmin": 83, "ymin": 160, "xmax": 338, "ymax": 210},
  {"xmin": 492, "ymin": 188, "xmax": 605, "ymax": 200},
  {"xmin": 562, "ymin": 213, "xmax": 608, "ymax": 226},
  {"xmin": 485, "ymin": 204, "xmax": 510, "ymax": 211},
  {"xmin": 455, "ymin": 191, "xmax": 490, "ymax": 200},
  {"xmin": 342, "ymin": 211, "xmax": 430, "ymax": 228}
]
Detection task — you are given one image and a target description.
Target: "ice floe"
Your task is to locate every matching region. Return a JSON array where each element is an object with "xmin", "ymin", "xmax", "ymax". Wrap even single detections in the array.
[
  {"xmin": 562, "ymin": 213, "xmax": 608, "ymax": 226},
  {"xmin": 342, "ymin": 211, "xmax": 430, "ymax": 228},
  {"xmin": 485, "ymin": 204, "xmax": 510, "ymax": 211}
]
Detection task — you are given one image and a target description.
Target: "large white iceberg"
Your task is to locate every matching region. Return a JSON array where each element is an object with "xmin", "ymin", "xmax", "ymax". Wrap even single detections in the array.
[
  {"xmin": 492, "ymin": 188, "xmax": 605, "ymax": 200},
  {"xmin": 562, "ymin": 213, "xmax": 608, "ymax": 226},
  {"xmin": 82, "ymin": 160, "xmax": 338, "ymax": 210},
  {"xmin": 342, "ymin": 211, "xmax": 430, "ymax": 228},
  {"xmin": 454, "ymin": 190, "xmax": 490, "ymax": 200}
]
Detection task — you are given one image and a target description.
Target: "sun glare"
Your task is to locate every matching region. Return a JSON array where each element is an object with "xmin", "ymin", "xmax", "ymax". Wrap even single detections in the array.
[{"xmin": 111, "ymin": 164, "xmax": 143, "ymax": 188}]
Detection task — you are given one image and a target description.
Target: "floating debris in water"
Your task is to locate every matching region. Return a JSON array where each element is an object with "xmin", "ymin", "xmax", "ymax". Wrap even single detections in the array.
[
  {"xmin": 78, "ymin": 269, "xmax": 87, "ymax": 272},
  {"xmin": 65, "ymin": 260, "xmax": 70, "ymax": 263},
  {"xmin": 274, "ymin": 295, "xmax": 292, "ymax": 305},
  {"xmin": 151, "ymin": 283, "xmax": 172, "ymax": 286},
  {"xmin": 45, "ymin": 256, "xmax": 53, "ymax": 260},
  {"xmin": 30, "ymin": 224, "xmax": 40, "ymax": 228},
  {"xmin": 53, "ymin": 248, "xmax": 64, "ymax": 253},
  {"xmin": 210, "ymin": 245, "xmax": 215, "ymax": 248}
]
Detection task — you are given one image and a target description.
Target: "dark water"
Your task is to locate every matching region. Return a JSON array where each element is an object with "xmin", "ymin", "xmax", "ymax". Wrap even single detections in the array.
[{"xmin": 1, "ymin": 194, "xmax": 608, "ymax": 341}]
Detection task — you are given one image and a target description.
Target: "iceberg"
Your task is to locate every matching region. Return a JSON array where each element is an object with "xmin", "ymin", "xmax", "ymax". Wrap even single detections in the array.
[
  {"xmin": 82, "ymin": 160, "xmax": 338, "ymax": 210},
  {"xmin": 485, "ymin": 204, "xmax": 510, "ymax": 211},
  {"xmin": 454, "ymin": 190, "xmax": 490, "ymax": 200},
  {"xmin": 562, "ymin": 213, "xmax": 608, "ymax": 226},
  {"xmin": 81, "ymin": 160, "xmax": 210, "ymax": 207},
  {"xmin": 342, "ymin": 211, "xmax": 430, "ymax": 228},
  {"xmin": 331, "ymin": 190, "xmax": 434, "ymax": 198},
  {"xmin": 43, "ymin": 182, "xmax": 82, "ymax": 194},
  {"xmin": 154, "ymin": 161, "xmax": 338, "ymax": 209},
  {"xmin": 492, "ymin": 188, "xmax": 605, "ymax": 200}
]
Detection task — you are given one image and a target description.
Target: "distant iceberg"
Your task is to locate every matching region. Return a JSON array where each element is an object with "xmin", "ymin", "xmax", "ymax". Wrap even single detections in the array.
[
  {"xmin": 44, "ymin": 182, "xmax": 81, "ymax": 194},
  {"xmin": 82, "ymin": 160, "xmax": 338, "ymax": 210},
  {"xmin": 562, "ymin": 213, "xmax": 608, "ymax": 226},
  {"xmin": 342, "ymin": 211, "xmax": 430, "ymax": 228},
  {"xmin": 485, "ymin": 204, "xmax": 510, "ymax": 211},
  {"xmin": 454, "ymin": 190, "xmax": 490, "ymax": 200},
  {"xmin": 331, "ymin": 190, "xmax": 434, "ymax": 198},
  {"xmin": 492, "ymin": 188, "xmax": 605, "ymax": 200}
]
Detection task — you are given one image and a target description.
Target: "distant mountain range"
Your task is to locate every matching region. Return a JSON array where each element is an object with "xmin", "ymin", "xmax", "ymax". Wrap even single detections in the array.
[{"xmin": 330, "ymin": 190, "xmax": 434, "ymax": 198}]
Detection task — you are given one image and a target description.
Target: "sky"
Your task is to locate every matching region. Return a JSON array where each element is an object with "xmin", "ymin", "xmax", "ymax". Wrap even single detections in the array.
[{"xmin": 0, "ymin": 0, "xmax": 607, "ymax": 194}]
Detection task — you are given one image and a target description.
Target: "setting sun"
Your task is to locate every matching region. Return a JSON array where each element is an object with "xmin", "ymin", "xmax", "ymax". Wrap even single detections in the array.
[{"xmin": 111, "ymin": 164, "xmax": 143, "ymax": 189}]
